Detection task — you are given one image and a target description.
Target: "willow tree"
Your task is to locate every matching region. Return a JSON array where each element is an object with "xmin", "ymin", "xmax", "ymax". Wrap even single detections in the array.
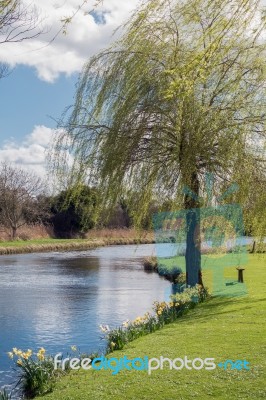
[{"xmin": 52, "ymin": 0, "xmax": 266, "ymax": 286}]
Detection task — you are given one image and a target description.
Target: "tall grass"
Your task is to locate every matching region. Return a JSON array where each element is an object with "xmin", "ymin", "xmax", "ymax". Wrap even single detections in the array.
[
  {"xmin": 0, "ymin": 224, "xmax": 52, "ymax": 242},
  {"xmin": 86, "ymin": 228, "xmax": 154, "ymax": 243}
]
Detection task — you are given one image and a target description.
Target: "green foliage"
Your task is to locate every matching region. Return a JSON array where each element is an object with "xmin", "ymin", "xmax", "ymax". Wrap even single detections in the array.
[
  {"xmin": 8, "ymin": 346, "xmax": 103, "ymax": 399},
  {"xmin": 17, "ymin": 358, "xmax": 56, "ymax": 399},
  {"xmin": 53, "ymin": 0, "xmax": 266, "ymax": 232},
  {"xmin": 230, "ymin": 159, "xmax": 266, "ymax": 243},
  {"xmin": 51, "ymin": 0, "xmax": 266, "ymax": 286},
  {"xmin": 9, "ymin": 348, "xmax": 58, "ymax": 399},
  {"xmin": 50, "ymin": 185, "xmax": 99, "ymax": 237}
]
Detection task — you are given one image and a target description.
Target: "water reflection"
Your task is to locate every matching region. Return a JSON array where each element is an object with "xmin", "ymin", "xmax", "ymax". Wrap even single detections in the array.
[{"xmin": 0, "ymin": 244, "xmax": 169, "ymax": 387}]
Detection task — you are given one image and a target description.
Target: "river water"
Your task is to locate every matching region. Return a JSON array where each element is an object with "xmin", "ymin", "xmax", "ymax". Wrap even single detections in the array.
[{"xmin": 0, "ymin": 244, "xmax": 171, "ymax": 389}]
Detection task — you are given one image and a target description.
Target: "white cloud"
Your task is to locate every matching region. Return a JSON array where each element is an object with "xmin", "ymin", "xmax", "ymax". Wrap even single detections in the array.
[
  {"xmin": 0, "ymin": 125, "xmax": 55, "ymax": 177},
  {"xmin": 26, "ymin": 125, "xmax": 54, "ymax": 146},
  {"xmin": 0, "ymin": 0, "xmax": 264, "ymax": 82},
  {"xmin": 0, "ymin": 0, "xmax": 140, "ymax": 82}
]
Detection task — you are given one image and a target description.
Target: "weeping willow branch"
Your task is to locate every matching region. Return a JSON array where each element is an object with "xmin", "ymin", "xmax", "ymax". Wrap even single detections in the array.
[{"xmin": 50, "ymin": 0, "xmax": 266, "ymax": 239}]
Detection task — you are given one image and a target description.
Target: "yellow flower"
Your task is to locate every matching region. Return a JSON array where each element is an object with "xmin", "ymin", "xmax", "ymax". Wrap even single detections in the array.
[
  {"xmin": 17, "ymin": 359, "xmax": 23, "ymax": 366},
  {"xmin": 26, "ymin": 350, "xmax": 33, "ymax": 357},
  {"xmin": 110, "ymin": 342, "xmax": 116, "ymax": 349},
  {"xmin": 21, "ymin": 350, "xmax": 32, "ymax": 360},
  {"xmin": 37, "ymin": 353, "xmax": 45, "ymax": 361},
  {"xmin": 7, "ymin": 352, "xmax": 14, "ymax": 359},
  {"xmin": 37, "ymin": 348, "xmax": 45, "ymax": 361},
  {"xmin": 12, "ymin": 348, "xmax": 23, "ymax": 356},
  {"xmin": 133, "ymin": 316, "xmax": 143, "ymax": 325},
  {"xmin": 71, "ymin": 346, "xmax": 77, "ymax": 352},
  {"xmin": 38, "ymin": 347, "xmax": 46, "ymax": 355},
  {"xmin": 122, "ymin": 319, "xmax": 130, "ymax": 328},
  {"xmin": 157, "ymin": 310, "xmax": 162, "ymax": 315}
]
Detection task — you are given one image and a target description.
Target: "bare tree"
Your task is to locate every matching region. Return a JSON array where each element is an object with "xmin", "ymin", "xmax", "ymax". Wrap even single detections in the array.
[
  {"xmin": 0, "ymin": 0, "xmax": 42, "ymax": 43},
  {"xmin": 0, "ymin": 163, "xmax": 47, "ymax": 239},
  {"xmin": 0, "ymin": 0, "xmax": 44, "ymax": 79}
]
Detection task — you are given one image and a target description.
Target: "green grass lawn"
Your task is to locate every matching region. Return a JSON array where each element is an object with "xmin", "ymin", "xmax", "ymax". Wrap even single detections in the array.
[
  {"xmin": 38, "ymin": 254, "xmax": 265, "ymax": 400},
  {"xmin": 0, "ymin": 238, "xmax": 86, "ymax": 247},
  {"xmin": 0, "ymin": 232, "xmax": 153, "ymax": 253}
]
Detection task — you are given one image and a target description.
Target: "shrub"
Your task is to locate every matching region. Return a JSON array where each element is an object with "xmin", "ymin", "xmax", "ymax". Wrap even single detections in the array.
[
  {"xmin": 143, "ymin": 256, "xmax": 158, "ymax": 271},
  {"xmin": 49, "ymin": 185, "xmax": 98, "ymax": 238}
]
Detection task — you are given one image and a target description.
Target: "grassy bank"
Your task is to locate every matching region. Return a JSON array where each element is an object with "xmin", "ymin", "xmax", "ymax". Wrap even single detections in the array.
[
  {"xmin": 0, "ymin": 230, "xmax": 155, "ymax": 255},
  {"xmin": 38, "ymin": 254, "xmax": 265, "ymax": 400}
]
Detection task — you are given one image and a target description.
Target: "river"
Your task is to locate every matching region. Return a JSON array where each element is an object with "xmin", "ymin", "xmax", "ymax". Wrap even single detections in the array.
[{"xmin": 0, "ymin": 244, "xmax": 171, "ymax": 390}]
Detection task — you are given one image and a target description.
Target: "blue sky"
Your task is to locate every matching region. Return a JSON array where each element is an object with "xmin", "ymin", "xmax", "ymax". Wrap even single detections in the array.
[
  {"xmin": 0, "ymin": 66, "xmax": 77, "ymax": 144},
  {"xmin": 0, "ymin": 0, "xmax": 139, "ymax": 177},
  {"xmin": 0, "ymin": 0, "xmax": 265, "ymax": 178}
]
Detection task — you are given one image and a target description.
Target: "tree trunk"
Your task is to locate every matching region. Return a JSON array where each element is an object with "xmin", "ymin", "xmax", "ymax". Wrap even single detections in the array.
[
  {"xmin": 251, "ymin": 240, "xmax": 256, "ymax": 254},
  {"xmin": 184, "ymin": 172, "xmax": 203, "ymax": 287},
  {"xmin": 11, "ymin": 226, "xmax": 17, "ymax": 240}
]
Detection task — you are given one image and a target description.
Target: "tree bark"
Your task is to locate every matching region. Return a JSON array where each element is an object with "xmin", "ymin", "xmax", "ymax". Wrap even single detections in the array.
[
  {"xmin": 251, "ymin": 240, "xmax": 256, "ymax": 254},
  {"xmin": 11, "ymin": 226, "xmax": 17, "ymax": 240},
  {"xmin": 184, "ymin": 171, "xmax": 203, "ymax": 287}
]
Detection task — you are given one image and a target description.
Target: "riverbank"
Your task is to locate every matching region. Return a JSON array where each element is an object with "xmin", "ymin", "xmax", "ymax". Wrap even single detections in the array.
[
  {"xmin": 37, "ymin": 254, "xmax": 265, "ymax": 400},
  {"xmin": 0, "ymin": 230, "xmax": 155, "ymax": 255}
]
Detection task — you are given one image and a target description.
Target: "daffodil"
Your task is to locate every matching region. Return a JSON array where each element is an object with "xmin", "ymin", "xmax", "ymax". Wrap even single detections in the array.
[
  {"xmin": 71, "ymin": 346, "xmax": 77, "ymax": 352},
  {"xmin": 27, "ymin": 350, "xmax": 33, "ymax": 357},
  {"xmin": 7, "ymin": 352, "xmax": 13, "ymax": 359},
  {"xmin": 133, "ymin": 316, "xmax": 143, "ymax": 325},
  {"xmin": 38, "ymin": 347, "xmax": 46, "ymax": 354},
  {"xmin": 122, "ymin": 319, "xmax": 130, "ymax": 328},
  {"xmin": 17, "ymin": 359, "xmax": 23, "ymax": 366},
  {"xmin": 37, "ymin": 352, "xmax": 45, "ymax": 361},
  {"xmin": 144, "ymin": 312, "xmax": 150, "ymax": 320},
  {"xmin": 12, "ymin": 348, "xmax": 23, "ymax": 356}
]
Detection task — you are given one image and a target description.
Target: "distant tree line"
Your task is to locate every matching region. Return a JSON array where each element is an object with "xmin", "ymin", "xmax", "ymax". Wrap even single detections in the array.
[
  {"xmin": 0, "ymin": 162, "xmax": 264, "ymax": 242},
  {"xmin": 0, "ymin": 162, "xmax": 166, "ymax": 240}
]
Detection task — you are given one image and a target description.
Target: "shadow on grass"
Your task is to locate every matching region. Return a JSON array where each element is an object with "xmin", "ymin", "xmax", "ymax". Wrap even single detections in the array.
[{"xmin": 174, "ymin": 295, "xmax": 266, "ymax": 324}]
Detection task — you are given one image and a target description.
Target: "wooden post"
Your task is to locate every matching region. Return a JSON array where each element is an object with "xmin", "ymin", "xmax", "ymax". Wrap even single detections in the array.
[{"xmin": 236, "ymin": 267, "xmax": 245, "ymax": 283}]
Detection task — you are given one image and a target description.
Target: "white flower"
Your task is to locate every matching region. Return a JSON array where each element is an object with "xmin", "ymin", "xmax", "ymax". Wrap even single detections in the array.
[{"xmin": 99, "ymin": 324, "xmax": 110, "ymax": 333}]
